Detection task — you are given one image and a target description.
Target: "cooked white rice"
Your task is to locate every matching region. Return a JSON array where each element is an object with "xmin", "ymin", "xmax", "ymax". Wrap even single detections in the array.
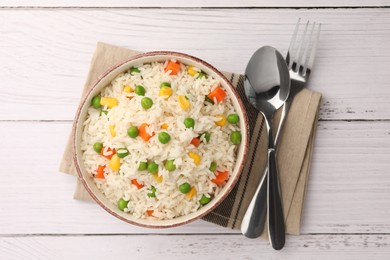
[{"xmin": 81, "ymin": 60, "xmax": 241, "ymax": 220}]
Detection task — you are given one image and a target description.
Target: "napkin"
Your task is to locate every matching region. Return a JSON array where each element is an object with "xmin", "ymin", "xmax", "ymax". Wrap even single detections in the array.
[{"xmin": 59, "ymin": 42, "xmax": 321, "ymax": 237}]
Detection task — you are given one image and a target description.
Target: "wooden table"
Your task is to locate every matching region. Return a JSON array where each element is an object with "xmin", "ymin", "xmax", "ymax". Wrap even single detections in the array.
[{"xmin": 1, "ymin": 1, "xmax": 389, "ymax": 259}]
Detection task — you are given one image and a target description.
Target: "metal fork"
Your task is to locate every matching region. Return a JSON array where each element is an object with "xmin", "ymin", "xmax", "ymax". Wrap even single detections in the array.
[
  {"xmin": 277, "ymin": 19, "xmax": 322, "ymax": 142},
  {"xmin": 241, "ymin": 19, "xmax": 321, "ymax": 247}
]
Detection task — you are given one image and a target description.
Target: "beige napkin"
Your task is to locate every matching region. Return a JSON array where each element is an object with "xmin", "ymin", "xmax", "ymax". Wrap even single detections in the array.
[{"xmin": 59, "ymin": 42, "xmax": 321, "ymax": 237}]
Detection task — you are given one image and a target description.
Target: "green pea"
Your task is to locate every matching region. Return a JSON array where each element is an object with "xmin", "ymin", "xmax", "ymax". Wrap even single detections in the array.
[
  {"xmin": 230, "ymin": 131, "xmax": 242, "ymax": 145},
  {"xmin": 179, "ymin": 183, "xmax": 191, "ymax": 194},
  {"xmin": 160, "ymin": 82, "xmax": 171, "ymax": 88},
  {"xmin": 147, "ymin": 186, "xmax": 157, "ymax": 198},
  {"xmin": 100, "ymin": 110, "xmax": 108, "ymax": 116},
  {"xmin": 227, "ymin": 114, "xmax": 239, "ymax": 124},
  {"xmin": 204, "ymin": 95, "xmax": 214, "ymax": 104},
  {"xmin": 117, "ymin": 148, "xmax": 129, "ymax": 158},
  {"xmin": 209, "ymin": 161, "xmax": 217, "ymax": 172},
  {"xmin": 158, "ymin": 132, "xmax": 171, "ymax": 144},
  {"xmin": 91, "ymin": 96, "xmax": 101, "ymax": 109},
  {"xmin": 165, "ymin": 160, "xmax": 176, "ymax": 171},
  {"xmin": 129, "ymin": 67, "xmax": 141, "ymax": 75},
  {"xmin": 93, "ymin": 142, "xmax": 103, "ymax": 153},
  {"xmin": 141, "ymin": 97, "xmax": 153, "ymax": 109},
  {"xmin": 202, "ymin": 132, "xmax": 211, "ymax": 143},
  {"xmin": 147, "ymin": 161, "xmax": 159, "ymax": 174},
  {"xmin": 184, "ymin": 118, "xmax": 195, "ymax": 128},
  {"xmin": 135, "ymin": 85, "xmax": 145, "ymax": 96},
  {"xmin": 127, "ymin": 126, "xmax": 139, "ymax": 138},
  {"xmin": 197, "ymin": 72, "xmax": 206, "ymax": 79},
  {"xmin": 117, "ymin": 198, "xmax": 128, "ymax": 211},
  {"xmin": 199, "ymin": 194, "xmax": 211, "ymax": 205},
  {"xmin": 138, "ymin": 161, "xmax": 148, "ymax": 171}
]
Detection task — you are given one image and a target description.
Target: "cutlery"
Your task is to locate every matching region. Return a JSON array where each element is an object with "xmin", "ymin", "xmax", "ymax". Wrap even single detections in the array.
[
  {"xmin": 241, "ymin": 19, "xmax": 321, "ymax": 248},
  {"xmin": 242, "ymin": 46, "xmax": 290, "ymax": 250}
]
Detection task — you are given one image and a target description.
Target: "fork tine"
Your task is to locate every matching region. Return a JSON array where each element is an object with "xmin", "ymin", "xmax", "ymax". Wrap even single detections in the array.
[
  {"xmin": 288, "ymin": 19, "xmax": 321, "ymax": 76},
  {"xmin": 286, "ymin": 18, "xmax": 301, "ymax": 69},
  {"xmin": 296, "ymin": 20, "xmax": 309, "ymax": 73},
  {"xmin": 302, "ymin": 22, "xmax": 317, "ymax": 75},
  {"xmin": 306, "ymin": 23, "xmax": 321, "ymax": 74}
]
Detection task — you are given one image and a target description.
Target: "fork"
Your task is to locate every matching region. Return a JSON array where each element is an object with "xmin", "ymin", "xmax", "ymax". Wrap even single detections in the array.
[
  {"xmin": 277, "ymin": 19, "xmax": 322, "ymax": 142},
  {"xmin": 240, "ymin": 19, "xmax": 321, "ymax": 248}
]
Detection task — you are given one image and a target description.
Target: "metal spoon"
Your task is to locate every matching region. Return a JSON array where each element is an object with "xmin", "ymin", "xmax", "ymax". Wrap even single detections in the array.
[{"xmin": 241, "ymin": 46, "xmax": 290, "ymax": 250}]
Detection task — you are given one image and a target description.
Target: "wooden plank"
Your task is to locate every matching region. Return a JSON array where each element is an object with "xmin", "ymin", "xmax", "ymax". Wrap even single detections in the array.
[
  {"xmin": 0, "ymin": 9, "xmax": 389, "ymax": 120},
  {"xmin": 302, "ymin": 120, "xmax": 390, "ymax": 233},
  {"xmin": 0, "ymin": 120, "xmax": 389, "ymax": 234},
  {"xmin": 1, "ymin": 0, "xmax": 390, "ymax": 8},
  {"xmin": 1, "ymin": 234, "xmax": 390, "ymax": 259}
]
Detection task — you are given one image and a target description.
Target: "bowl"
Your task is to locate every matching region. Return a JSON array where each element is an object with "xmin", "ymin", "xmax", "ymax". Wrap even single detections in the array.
[{"xmin": 72, "ymin": 51, "xmax": 249, "ymax": 228}]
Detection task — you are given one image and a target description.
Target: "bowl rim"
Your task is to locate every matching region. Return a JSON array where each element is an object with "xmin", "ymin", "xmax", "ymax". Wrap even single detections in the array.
[{"xmin": 72, "ymin": 50, "xmax": 249, "ymax": 228}]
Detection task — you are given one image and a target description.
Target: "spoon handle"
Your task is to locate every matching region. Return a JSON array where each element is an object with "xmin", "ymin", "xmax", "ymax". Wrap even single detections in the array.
[
  {"xmin": 240, "ymin": 103, "xmax": 290, "ymax": 238},
  {"xmin": 240, "ymin": 168, "xmax": 268, "ymax": 238},
  {"xmin": 267, "ymin": 131, "xmax": 285, "ymax": 250}
]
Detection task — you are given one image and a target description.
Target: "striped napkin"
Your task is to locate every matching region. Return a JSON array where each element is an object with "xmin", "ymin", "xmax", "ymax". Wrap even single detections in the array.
[{"xmin": 59, "ymin": 42, "xmax": 321, "ymax": 237}]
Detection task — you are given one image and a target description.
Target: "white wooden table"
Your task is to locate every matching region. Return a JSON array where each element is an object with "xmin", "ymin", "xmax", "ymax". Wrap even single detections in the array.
[{"xmin": 1, "ymin": 1, "xmax": 390, "ymax": 259}]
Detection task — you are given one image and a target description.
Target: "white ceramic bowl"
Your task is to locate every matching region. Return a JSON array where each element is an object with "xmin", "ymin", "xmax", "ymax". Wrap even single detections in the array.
[{"xmin": 73, "ymin": 51, "xmax": 249, "ymax": 228}]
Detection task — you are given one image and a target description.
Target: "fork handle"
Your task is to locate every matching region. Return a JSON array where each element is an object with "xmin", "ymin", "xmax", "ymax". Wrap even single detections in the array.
[
  {"xmin": 240, "ymin": 103, "xmax": 290, "ymax": 239},
  {"xmin": 275, "ymin": 99, "xmax": 291, "ymax": 146}
]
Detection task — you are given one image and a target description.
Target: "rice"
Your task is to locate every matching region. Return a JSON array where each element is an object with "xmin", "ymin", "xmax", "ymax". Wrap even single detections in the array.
[{"xmin": 81, "ymin": 60, "xmax": 241, "ymax": 220}]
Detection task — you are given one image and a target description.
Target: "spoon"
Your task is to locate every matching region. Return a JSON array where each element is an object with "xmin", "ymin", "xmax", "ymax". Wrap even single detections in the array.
[{"xmin": 241, "ymin": 46, "xmax": 290, "ymax": 250}]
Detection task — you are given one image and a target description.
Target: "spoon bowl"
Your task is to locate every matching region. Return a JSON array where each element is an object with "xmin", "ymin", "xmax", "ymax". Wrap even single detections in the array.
[{"xmin": 245, "ymin": 46, "xmax": 290, "ymax": 111}]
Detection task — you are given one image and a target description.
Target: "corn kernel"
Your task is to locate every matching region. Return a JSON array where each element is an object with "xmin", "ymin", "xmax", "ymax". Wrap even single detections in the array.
[
  {"xmin": 109, "ymin": 154, "xmax": 120, "ymax": 172},
  {"xmin": 215, "ymin": 115, "xmax": 227, "ymax": 127},
  {"xmin": 100, "ymin": 97, "xmax": 118, "ymax": 109},
  {"xmin": 188, "ymin": 152, "xmax": 201, "ymax": 166},
  {"xmin": 159, "ymin": 86, "xmax": 173, "ymax": 99},
  {"xmin": 186, "ymin": 187, "xmax": 197, "ymax": 199},
  {"xmin": 123, "ymin": 86, "xmax": 133, "ymax": 93},
  {"xmin": 154, "ymin": 173, "xmax": 163, "ymax": 183},
  {"xmin": 187, "ymin": 66, "xmax": 200, "ymax": 76},
  {"xmin": 178, "ymin": 95, "xmax": 190, "ymax": 110},
  {"xmin": 109, "ymin": 125, "xmax": 116, "ymax": 137},
  {"xmin": 161, "ymin": 123, "xmax": 168, "ymax": 130}
]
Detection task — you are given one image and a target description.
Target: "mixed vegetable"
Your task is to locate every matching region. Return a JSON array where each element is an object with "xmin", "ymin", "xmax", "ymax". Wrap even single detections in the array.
[{"xmin": 87, "ymin": 60, "xmax": 242, "ymax": 217}]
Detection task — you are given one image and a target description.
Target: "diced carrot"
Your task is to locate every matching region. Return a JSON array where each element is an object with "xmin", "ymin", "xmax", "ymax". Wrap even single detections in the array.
[
  {"xmin": 164, "ymin": 61, "xmax": 181, "ymax": 75},
  {"xmin": 207, "ymin": 87, "xmax": 226, "ymax": 103},
  {"xmin": 190, "ymin": 137, "xmax": 200, "ymax": 147},
  {"xmin": 131, "ymin": 179, "xmax": 144, "ymax": 189},
  {"xmin": 146, "ymin": 209, "xmax": 154, "ymax": 216},
  {"xmin": 211, "ymin": 171, "xmax": 229, "ymax": 185},
  {"xmin": 138, "ymin": 123, "xmax": 155, "ymax": 141},
  {"xmin": 100, "ymin": 147, "xmax": 116, "ymax": 159},
  {"xmin": 95, "ymin": 165, "xmax": 106, "ymax": 179}
]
